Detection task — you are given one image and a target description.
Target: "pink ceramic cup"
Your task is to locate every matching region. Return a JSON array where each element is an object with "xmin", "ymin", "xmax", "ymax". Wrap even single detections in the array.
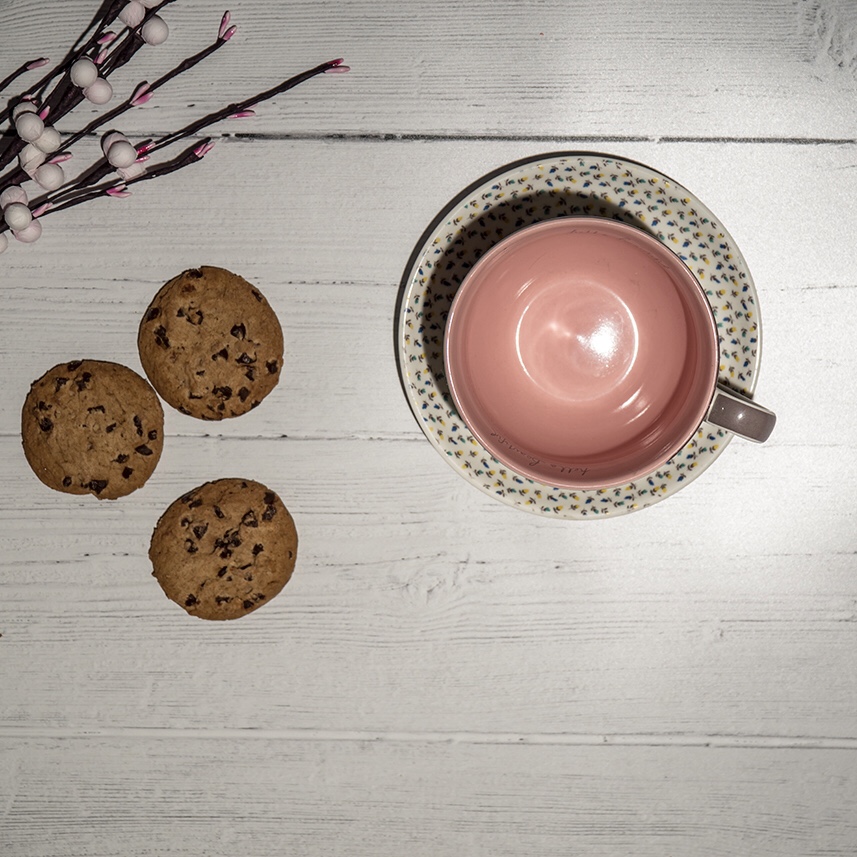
[{"xmin": 444, "ymin": 217, "xmax": 776, "ymax": 489}]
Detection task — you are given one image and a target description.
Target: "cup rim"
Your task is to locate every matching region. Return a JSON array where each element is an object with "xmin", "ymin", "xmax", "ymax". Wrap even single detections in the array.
[{"xmin": 443, "ymin": 215, "xmax": 721, "ymax": 489}]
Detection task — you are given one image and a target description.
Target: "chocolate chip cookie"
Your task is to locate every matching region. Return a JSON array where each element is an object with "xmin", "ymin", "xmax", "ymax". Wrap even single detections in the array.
[
  {"xmin": 149, "ymin": 478, "xmax": 298, "ymax": 620},
  {"xmin": 138, "ymin": 266, "xmax": 284, "ymax": 420},
  {"xmin": 21, "ymin": 359, "xmax": 164, "ymax": 499}
]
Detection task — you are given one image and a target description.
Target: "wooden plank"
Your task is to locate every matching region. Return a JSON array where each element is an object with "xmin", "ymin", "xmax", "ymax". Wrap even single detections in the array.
[
  {"xmin": 1, "ymin": 434, "xmax": 855, "ymax": 738},
  {"xmin": 0, "ymin": 139, "xmax": 853, "ymax": 442},
  {"xmin": 1, "ymin": 737, "xmax": 855, "ymax": 856},
  {"xmin": 0, "ymin": 0, "xmax": 855, "ymax": 140}
]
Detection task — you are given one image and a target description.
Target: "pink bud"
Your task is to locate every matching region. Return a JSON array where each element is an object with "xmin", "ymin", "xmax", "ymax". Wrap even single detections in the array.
[
  {"xmin": 98, "ymin": 31, "xmax": 118, "ymax": 44},
  {"xmin": 38, "ymin": 105, "xmax": 50, "ymax": 120},
  {"xmin": 136, "ymin": 142, "xmax": 153, "ymax": 155},
  {"xmin": 31, "ymin": 202, "xmax": 52, "ymax": 218},
  {"xmin": 324, "ymin": 65, "xmax": 350, "ymax": 73},
  {"xmin": 95, "ymin": 49, "xmax": 108, "ymax": 65},
  {"xmin": 221, "ymin": 25, "xmax": 237, "ymax": 41},
  {"xmin": 218, "ymin": 11, "xmax": 231, "ymax": 39},
  {"xmin": 228, "ymin": 109, "xmax": 255, "ymax": 119},
  {"xmin": 330, "ymin": 58, "xmax": 345, "ymax": 66},
  {"xmin": 26, "ymin": 57, "xmax": 50, "ymax": 70},
  {"xmin": 49, "ymin": 153, "xmax": 73, "ymax": 164},
  {"xmin": 193, "ymin": 141, "xmax": 216, "ymax": 158},
  {"xmin": 131, "ymin": 82, "xmax": 152, "ymax": 106},
  {"xmin": 106, "ymin": 185, "xmax": 131, "ymax": 198}
]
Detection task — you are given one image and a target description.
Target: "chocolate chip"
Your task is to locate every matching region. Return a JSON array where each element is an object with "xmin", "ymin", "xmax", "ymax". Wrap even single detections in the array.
[
  {"xmin": 238, "ymin": 387, "xmax": 251, "ymax": 402},
  {"xmin": 37, "ymin": 400, "xmax": 50, "ymax": 411},
  {"xmin": 180, "ymin": 517, "xmax": 191, "ymax": 527},
  {"xmin": 213, "ymin": 385, "xmax": 233, "ymax": 400},
  {"xmin": 38, "ymin": 417, "xmax": 53, "ymax": 432},
  {"xmin": 236, "ymin": 353, "xmax": 255, "ymax": 365},
  {"xmin": 146, "ymin": 307, "xmax": 161, "ymax": 321},
  {"xmin": 133, "ymin": 415, "xmax": 143, "ymax": 436},
  {"xmin": 75, "ymin": 372, "xmax": 92, "ymax": 391},
  {"xmin": 244, "ymin": 573, "xmax": 254, "ymax": 581},
  {"xmin": 213, "ymin": 505, "xmax": 225, "ymax": 519},
  {"xmin": 62, "ymin": 476, "xmax": 72, "ymax": 487},
  {"xmin": 87, "ymin": 405, "xmax": 105, "ymax": 413},
  {"xmin": 266, "ymin": 360, "xmax": 278, "ymax": 374},
  {"xmin": 192, "ymin": 524, "xmax": 208, "ymax": 540},
  {"xmin": 244, "ymin": 368, "xmax": 256, "ymax": 382},
  {"xmin": 188, "ymin": 498, "xmax": 203, "ymax": 509},
  {"xmin": 255, "ymin": 593, "xmax": 266, "ymax": 600},
  {"xmin": 154, "ymin": 326, "xmax": 170, "ymax": 349},
  {"xmin": 241, "ymin": 510, "xmax": 258, "ymax": 528},
  {"xmin": 251, "ymin": 290, "xmax": 263, "ymax": 302},
  {"xmin": 243, "ymin": 600, "xmax": 254, "ymax": 610},
  {"xmin": 116, "ymin": 453, "xmax": 129, "ymax": 463},
  {"xmin": 230, "ymin": 323, "xmax": 246, "ymax": 339},
  {"xmin": 250, "ymin": 400, "xmax": 261, "ymax": 409},
  {"xmin": 184, "ymin": 539, "xmax": 198, "ymax": 554},
  {"xmin": 183, "ymin": 308, "xmax": 203, "ymax": 325},
  {"xmin": 212, "ymin": 348, "xmax": 229, "ymax": 361},
  {"xmin": 215, "ymin": 596, "xmax": 231, "ymax": 604},
  {"xmin": 105, "ymin": 423, "xmax": 117, "ymax": 433},
  {"xmin": 252, "ymin": 544, "xmax": 264, "ymax": 556},
  {"xmin": 122, "ymin": 466, "xmax": 134, "ymax": 479},
  {"xmin": 217, "ymin": 566, "xmax": 228, "ymax": 577},
  {"xmin": 148, "ymin": 429, "xmax": 158, "ymax": 441},
  {"xmin": 178, "ymin": 406, "xmax": 190, "ymax": 415},
  {"xmin": 187, "ymin": 268, "xmax": 203, "ymax": 279},
  {"xmin": 66, "ymin": 360, "xmax": 82, "ymax": 371},
  {"xmin": 185, "ymin": 594, "xmax": 198, "ymax": 606},
  {"xmin": 263, "ymin": 492, "xmax": 276, "ymax": 505},
  {"xmin": 195, "ymin": 370, "xmax": 206, "ymax": 376},
  {"xmin": 54, "ymin": 377, "xmax": 68, "ymax": 391},
  {"xmin": 262, "ymin": 504, "xmax": 277, "ymax": 522},
  {"xmin": 88, "ymin": 479, "xmax": 108, "ymax": 494},
  {"xmin": 135, "ymin": 444, "xmax": 153, "ymax": 456}
]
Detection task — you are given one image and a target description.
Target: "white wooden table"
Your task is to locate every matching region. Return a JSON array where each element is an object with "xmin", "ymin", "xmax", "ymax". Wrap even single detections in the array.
[{"xmin": 1, "ymin": 0, "xmax": 856, "ymax": 854}]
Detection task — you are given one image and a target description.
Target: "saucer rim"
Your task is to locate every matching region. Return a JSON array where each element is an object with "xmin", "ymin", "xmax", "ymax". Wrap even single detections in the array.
[{"xmin": 395, "ymin": 150, "xmax": 760, "ymax": 518}]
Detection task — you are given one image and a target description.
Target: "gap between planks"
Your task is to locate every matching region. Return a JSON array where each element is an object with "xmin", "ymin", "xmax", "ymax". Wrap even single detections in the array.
[{"xmin": 0, "ymin": 726, "xmax": 854, "ymax": 750}]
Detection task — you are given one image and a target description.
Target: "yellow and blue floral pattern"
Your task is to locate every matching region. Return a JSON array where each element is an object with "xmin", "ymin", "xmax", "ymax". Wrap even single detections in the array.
[{"xmin": 396, "ymin": 152, "xmax": 762, "ymax": 518}]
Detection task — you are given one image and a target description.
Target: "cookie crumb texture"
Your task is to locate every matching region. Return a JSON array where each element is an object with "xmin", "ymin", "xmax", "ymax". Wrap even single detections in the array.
[
  {"xmin": 138, "ymin": 266, "xmax": 284, "ymax": 420},
  {"xmin": 150, "ymin": 478, "xmax": 298, "ymax": 620},
  {"xmin": 21, "ymin": 359, "xmax": 164, "ymax": 500}
]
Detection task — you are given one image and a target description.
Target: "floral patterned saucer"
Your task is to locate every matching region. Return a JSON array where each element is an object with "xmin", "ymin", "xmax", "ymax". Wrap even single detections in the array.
[{"xmin": 395, "ymin": 152, "xmax": 762, "ymax": 518}]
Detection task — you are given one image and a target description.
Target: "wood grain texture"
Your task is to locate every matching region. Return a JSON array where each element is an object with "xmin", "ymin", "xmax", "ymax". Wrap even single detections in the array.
[
  {"xmin": 1, "ymin": 0, "xmax": 856, "ymax": 854},
  {"xmin": 1, "ymin": 738, "xmax": 856, "ymax": 857},
  {"xmin": 0, "ymin": 0, "xmax": 856, "ymax": 140},
  {"xmin": 1, "ymin": 434, "xmax": 856, "ymax": 738}
]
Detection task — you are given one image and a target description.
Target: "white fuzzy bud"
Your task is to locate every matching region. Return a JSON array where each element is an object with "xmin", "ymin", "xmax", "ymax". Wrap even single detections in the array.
[
  {"xmin": 117, "ymin": 161, "xmax": 147, "ymax": 181},
  {"xmin": 0, "ymin": 185, "xmax": 27, "ymax": 209},
  {"xmin": 118, "ymin": 0, "xmax": 146, "ymax": 27},
  {"xmin": 19, "ymin": 143, "xmax": 47, "ymax": 178},
  {"xmin": 13, "ymin": 219, "xmax": 42, "ymax": 244},
  {"xmin": 33, "ymin": 125, "xmax": 62, "ymax": 153},
  {"xmin": 12, "ymin": 101, "xmax": 38, "ymax": 119},
  {"xmin": 83, "ymin": 77, "xmax": 113, "ymax": 105},
  {"xmin": 15, "ymin": 112, "xmax": 44, "ymax": 142},
  {"xmin": 70, "ymin": 57, "xmax": 99, "ymax": 88},
  {"xmin": 4, "ymin": 202, "xmax": 32, "ymax": 232},
  {"xmin": 141, "ymin": 15, "xmax": 169, "ymax": 45},
  {"xmin": 107, "ymin": 140, "xmax": 138, "ymax": 168},
  {"xmin": 34, "ymin": 163, "xmax": 65, "ymax": 191}
]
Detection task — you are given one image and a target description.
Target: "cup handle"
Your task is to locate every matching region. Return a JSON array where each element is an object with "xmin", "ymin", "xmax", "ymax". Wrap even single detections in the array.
[{"xmin": 706, "ymin": 385, "xmax": 776, "ymax": 442}]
